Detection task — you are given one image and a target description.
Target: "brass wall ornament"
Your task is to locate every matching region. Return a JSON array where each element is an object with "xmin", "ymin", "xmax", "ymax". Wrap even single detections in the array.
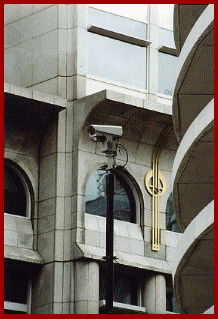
[{"xmin": 145, "ymin": 125, "xmax": 174, "ymax": 251}]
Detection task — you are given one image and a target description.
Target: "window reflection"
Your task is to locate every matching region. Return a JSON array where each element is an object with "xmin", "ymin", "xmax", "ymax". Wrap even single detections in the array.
[
  {"xmin": 87, "ymin": 32, "xmax": 147, "ymax": 89},
  {"xmin": 158, "ymin": 52, "xmax": 178, "ymax": 96},
  {"xmin": 88, "ymin": 4, "xmax": 148, "ymax": 23},
  {"xmin": 158, "ymin": 4, "xmax": 174, "ymax": 30},
  {"xmin": 88, "ymin": 7, "xmax": 147, "ymax": 41},
  {"xmin": 85, "ymin": 169, "xmax": 136, "ymax": 223},
  {"xmin": 166, "ymin": 275, "xmax": 180, "ymax": 313},
  {"xmin": 4, "ymin": 163, "xmax": 27, "ymax": 217},
  {"xmin": 100, "ymin": 269, "xmax": 138, "ymax": 306},
  {"xmin": 166, "ymin": 193, "xmax": 182, "ymax": 233}
]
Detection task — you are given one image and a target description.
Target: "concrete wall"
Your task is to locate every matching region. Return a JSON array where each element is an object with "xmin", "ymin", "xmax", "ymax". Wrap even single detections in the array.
[
  {"xmin": 4, "ymin": 4, "xmax": 174, "ymax": 105},
  {"xmin": 4, "ymin": 4, "xmax": 182, "ymax": 314}
]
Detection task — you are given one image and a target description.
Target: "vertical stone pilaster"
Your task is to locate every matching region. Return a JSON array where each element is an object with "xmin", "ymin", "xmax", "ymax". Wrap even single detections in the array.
[
  {"xmin": 147, "ymin": 4, "xmax": 159, "ymax": 102},
  {"xmin": 33, "ymin": 107, "xmax": 73, "ymax": 314},
  {"xmin": 155, "ymin": 274, "xmax": 166, "ymax": 314},
  {"xmin": 144, "ymin": 273, "xmax": 166, "ymax": 314},
  {"xmin": 74, "ymin": 260, "xmax": 99, "ymax": 314},
  {"xmin": 66, "ymin": 4, "xmax": 87, "ymax": 101}
]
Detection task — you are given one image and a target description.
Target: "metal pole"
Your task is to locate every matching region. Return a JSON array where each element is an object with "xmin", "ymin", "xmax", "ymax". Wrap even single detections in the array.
[{"xmin": 105, "ymin": 169, "xmax": 114, "ymax": 314}]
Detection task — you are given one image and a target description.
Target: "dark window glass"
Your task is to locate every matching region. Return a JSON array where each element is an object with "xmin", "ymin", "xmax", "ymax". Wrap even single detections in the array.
[
  {"xmin": 166, "ymin": 276, "xmax": 180, "ymax": 313},
  {"xmin": 4, "ymin": 310, "xmax": 26, "ymax": 314},
  {"xmin": 85, "ymin": 169, "xmax": 136, "ymax": 223},
  {"xmin": 4, "ymin": 265, "xmax": 29, "ymax": 304},
  {"xmin": 4, "ymin": 163, "xmax": 27, "ymax": 217},
  {"xmin": 100, "ymin": 270, "xmax": 137, "ymax": 305},
  {"xmin": 166, "ymin": 193, "xmax": 182, "ymax": 233}
]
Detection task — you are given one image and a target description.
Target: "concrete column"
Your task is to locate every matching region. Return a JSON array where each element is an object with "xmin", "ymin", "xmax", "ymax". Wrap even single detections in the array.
[
  {"xmin": 147, "ymin": 4, "xmax": 159, "ymax": 102},
  {"xmin": 144, "ymin": 273, "xmax": 166, "ymax": 314},
  {"xmin": 67, "ymin": 4, "xmax": 87, "ymax": 101},
  {"xmin": 74, "ymin": 260, "xmax": 99, "ymax": 314}
]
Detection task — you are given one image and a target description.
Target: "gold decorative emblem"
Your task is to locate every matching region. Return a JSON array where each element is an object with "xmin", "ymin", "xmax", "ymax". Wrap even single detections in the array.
[
  {"xmin": 145, "ymin": 125, "xmax": 173, "ymax": 251},
  {"xmin": 145, "ymin": 170, "xmax": 166, "ymax": 197},
  {"xmin": 145, "ymin": 170, "xmax": 166, "ymax": 251}
]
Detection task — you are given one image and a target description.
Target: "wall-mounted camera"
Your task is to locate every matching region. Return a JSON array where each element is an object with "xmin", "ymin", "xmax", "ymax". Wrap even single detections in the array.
[
  {"xmin": 86, "ymin": 124, "xmax": 123, "ymax": 156},
  {"xmin": 87, "ymin": 125, "xmax": 123, "ymax": 142}
]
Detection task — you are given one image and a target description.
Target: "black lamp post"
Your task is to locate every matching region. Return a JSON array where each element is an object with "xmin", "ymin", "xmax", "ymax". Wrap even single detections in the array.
[
  {"xmin": 87, "ymin": 124, "xmax": 123, "ymax": 315},
  {"xmin": 105, "ymin": 169, "xmax": 115, "ymax": 314}
]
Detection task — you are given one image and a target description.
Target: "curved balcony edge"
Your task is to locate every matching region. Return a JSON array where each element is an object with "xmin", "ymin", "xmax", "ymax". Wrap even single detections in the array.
[
  {"xmin": 172, "ymin": 4, "xmax": 214, "ymax": 142},
  {"xmin": 173, "ymin": 4, "xmax": 209, "ymax": 53},
  {"xmin": 172, "ymin": 200, "xmax": 214, "ymax": 314},
  {"xmin": 172, "ymin": 99, "xmax": 214, "ymax": 229}
]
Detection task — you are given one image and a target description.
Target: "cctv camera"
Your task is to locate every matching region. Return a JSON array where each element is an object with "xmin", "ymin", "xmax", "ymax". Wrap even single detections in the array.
[
  {"xmin": 87, "ymin": 125, "xmax": 123, "ymax": 142},
  {"xmin": 86, "ymin": 124, "xmax": 123, "ymax": 157}
]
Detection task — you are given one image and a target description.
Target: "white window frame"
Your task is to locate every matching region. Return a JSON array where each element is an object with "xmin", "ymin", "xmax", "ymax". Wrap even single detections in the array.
[{"xmin": 4, "ymin": 301, "xmax": 27, "ymax": 313}]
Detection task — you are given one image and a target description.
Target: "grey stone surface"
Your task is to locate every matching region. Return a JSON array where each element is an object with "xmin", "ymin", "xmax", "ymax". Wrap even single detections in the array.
[
  {"xmin": 32, "ymin": 263, "xmax": 54, "ymax": 307},
  {"xmin": 53, "ymin": 303, "xmax": 63, "ymax": 314},
  {"xmin": 129, "ymin": 238, "xmax": 144, "ymax": 256},
  {"xmin": 17, "ymin": 232, "xmax": 33, "ymax": 249},
  {"xmin": 39, "ymin": 154, "xmax": 57, "ymax": 201},
  {"xmin": 53, "ymin": 262, "xmax": 63, "ymax": 302},
  {"xmin": 4, "ymin": 244, "xmax": 43, "ymax": 264},
  {"xmin": 63, "ymin": 262, "xmax": 71, "ymax": 302},
  {"xmin": 155, "ymin": 275, "xmax": 166, "ymax": 314},
  {"xmin": 54, "ymin": 230, "xmax": 64, "ymax": 261},
  {"xmin": 63, "ymin": 230, "xmax": 71, "ymax": 261},
  {"xmin": 38, "ymin": 198, "xmax": 56, "ymax": 219},
  {"xmin": 143, "ymin": 274, "xmax": 166, "ymax": 314},
  {"xmin": 38, "ymin": 231, "xmax": 55, "ymax": 263},
  {"xmin": 3, "ymin": 4, "xmax": 186, "ymax": 314},
  {"xmin": 56, "ymin": 153, "xmax": 66, "ymax": 197},
  {"xmin": 55, "ymin": 197, "xmax": 65, "ymax": 230},
  {"xmin": 85, "ymin": 229, "xmax": 100, "ymax": 247},
  {"xmin": 145, "ymin": 241, "xmax": 166, "ymax": 260},
  {"xmin": 62, "ymin": 302, "xmax": 70, "ymax": 314},
  {"xmin": 38, "ymin": 215, "xmax": 55, "ymax": 234},
  {"xmin": 40, "ymin": 121, "xmax": 57, "ymax": 157}
]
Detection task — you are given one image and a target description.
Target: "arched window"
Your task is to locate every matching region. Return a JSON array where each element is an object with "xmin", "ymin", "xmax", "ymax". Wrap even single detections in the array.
[
  {"xmin": 4, "ymin": 161, "xmax": 30, "ymax": 218},
  {"xmin": 166, "ymin": 193, "xmax": 182, "ymax": 233},
  {"xmin": 85, "ymin": 169, "xmax": 136, "ymax": 223}
]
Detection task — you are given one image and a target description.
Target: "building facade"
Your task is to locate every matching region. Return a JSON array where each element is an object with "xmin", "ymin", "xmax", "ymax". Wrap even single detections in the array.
[
  {"xmin": 171, "ymin": 4, "xmax": 214, "ymax": 314},
  {"xmin": 4, "ymin": 4, "xmax": 183, "ymax": 314}
]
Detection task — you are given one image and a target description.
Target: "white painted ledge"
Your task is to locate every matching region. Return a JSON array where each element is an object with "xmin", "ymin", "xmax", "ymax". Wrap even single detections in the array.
[{"xmin": 99, "ymin": 300, "xmax": 146, "ymax": 314}]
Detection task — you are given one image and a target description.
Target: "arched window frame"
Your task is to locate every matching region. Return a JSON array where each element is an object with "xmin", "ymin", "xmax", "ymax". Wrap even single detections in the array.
[
  {"xmin": 4, "ymin": 160, "xmax": 33, "ymax": 219},
  {"xmin": 85, "ymin": 165, "xmax": 143, "ymax": 225}
]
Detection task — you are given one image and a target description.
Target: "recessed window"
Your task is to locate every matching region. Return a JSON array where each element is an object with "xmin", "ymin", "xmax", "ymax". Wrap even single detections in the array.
[
  {"xmin": 158, "ymin": 4, "xmax": 174, "ymax": 30},
  {"xmin": 158, "ymin": 27, "xmax": 175, "ymax": 49},
  {"xmin": 88, "ymin": 4, "xmax": 148, "ymax": 23},
  {"xmin": 4, "ymin": 161, "xmax": 30, "ymax": 217},
  {"xmin": 87, "ymin": 32, "xmax": 147, "ymax": 90},
  {"xmin": 166, "ymin": 193, "xmax": 182, "ymax": 233},
  {"xmin": 158, "ymin": 52, "xmax": 178, "ymax": 96},
  {"xmin": 100, "ymin": 270, "xmax": 138, "ymax": 306},
  {"xmin": 166, "ymin": 275, "xmax": 180, "ymax": 313},
  {"xmin": 4, "ymin": 263, "xmax": 30, "ymax": 314},
  {"xmin": 85, "ymin": 169, "xmax": 136, "ymax": 223},
  {"xmin": 88, "ymin": 7, "xmax": 147, "ymax": 40}
]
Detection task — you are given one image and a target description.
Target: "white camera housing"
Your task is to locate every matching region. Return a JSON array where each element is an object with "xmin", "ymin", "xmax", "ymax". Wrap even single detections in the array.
[
  {"xmin": 87, "ymin": 124, "xmax": 123, "ymax": 156},
  {"xmin": 87, "ymin": 125, "xmax": 123, "ymax": 142}
]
